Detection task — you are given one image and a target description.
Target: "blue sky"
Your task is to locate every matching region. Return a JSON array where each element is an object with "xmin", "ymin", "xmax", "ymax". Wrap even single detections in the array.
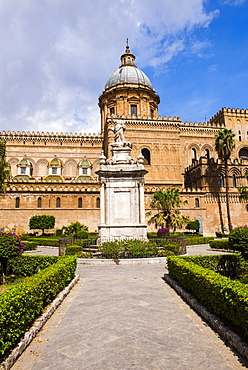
[{"xmin": 0, "ymin": 0, "xmax": 247, "ymax": 134}]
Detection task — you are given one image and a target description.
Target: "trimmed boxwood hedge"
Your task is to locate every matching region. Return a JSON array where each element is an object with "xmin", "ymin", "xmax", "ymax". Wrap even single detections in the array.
[
  {"xmin": 185, "ymin": 236, "xmax": 214, "ymax": 245},
  {"xmin": 22, "ymin": 241, "xmax": 39, "ymax": 251},
  {"xmin": 7, "ymin": 255, "xmax": 60, "ymax": 277},
  {"xmin": 167, "ymin": 255, "xmax": 248, "ymax": 337},
  {"xmin": 65, "ymin": 245, "xmax": 82, "ymax": 256},
  {"xmin": 23, "ymin": 237, "xmax": 59, "ymax": 247},
  {"xmin": 209, "ymin": 239, "xmax": 230, "ymax": 250},
  {"xmin": 0, "ymin": 255, "xmax": 77, "ymax": 361}
]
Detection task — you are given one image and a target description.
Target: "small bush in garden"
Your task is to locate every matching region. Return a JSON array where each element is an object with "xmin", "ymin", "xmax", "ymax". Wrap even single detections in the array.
[
  {"xmin": 157, "ymin": 228, "xmax": 169, "ymax": 238},
  {"xmin": 99, "ymin": 241, "xmax": 122, "ymax": 259},
  {"xmin": 65, "ymin": 244, "xmax": 82, "ymax": 256},
  {"xmin": 216, "ymin": 231, "xmax": 228, "ymax": 238},
  {"xmin": 228, "ymin": 226, "xmax": 248, "ymax": 257},
  {"xmin": 186, "ymin": 219, "xmax": 200, "ymax": 233},
  {"xmin": 0, "ymin": 232, "xmax": 25, "ymax": 283},
  {"xmin": 76, "ymin": 229, "xmax": 88, "ymax": 239}
]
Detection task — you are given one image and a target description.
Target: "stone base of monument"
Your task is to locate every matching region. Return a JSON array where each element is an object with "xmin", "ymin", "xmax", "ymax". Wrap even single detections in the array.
[
  {"xmin": 98, "ymin": 224, "xmax": 148, "ymax": 244},
  {"xmin": 96, "ymin": 130, "xmax": 148, "ymax": 245}
]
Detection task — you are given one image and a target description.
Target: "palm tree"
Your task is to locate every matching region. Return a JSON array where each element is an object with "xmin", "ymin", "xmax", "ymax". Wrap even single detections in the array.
[
  {"xmin": 147, "ymin": 188, "xmax": 188, "ymax": 231},
  {"xmin": 0, "ymin": 140, "xmax": 11, "ymax": 194},
  {"xmin": 215, "ymin": 128, "xmax": 235, "ymax": 233}
]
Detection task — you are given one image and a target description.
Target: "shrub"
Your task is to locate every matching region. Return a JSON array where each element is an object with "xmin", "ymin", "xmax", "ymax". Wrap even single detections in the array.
[
  {"xmin": 99, "ymin": 241, "xmax": 122, "ymax": 259},
  {"xmin": 215, "ymin": 231, "xmax": 228, "ymax": 238},
  {"xmin": 22, "ymin": 241, "xmax": 38, "ymax": 251},
  {"xmin": 62, "ymin": 222, "xmax": 88, "ymax": 238},
  {"xmin": 157, "ymin": 228, "xmax": 169, "ymax": 237},
  {"xmin": 65, "ymin": 245, "xmax": 82, "ymax": 256},
  {"xmin": 209, "ymin": 239, "xmax": 230, "ymax": 250},
  {"xmin": 7, "ymin": 255, "xmax": 60, "ymax": 277},
  {"xmin": 76, "ymin": 230, "xmax": 88, "ymax": 239},
  {"xmin": 182, "ymin": 254, "xmax": 243, "ymax": 279},
  {"xmin": 167, "ymin": 255, "xmax": 248, "ymax": 338},
  {"xmin": 0, "ymin": 232, "xmax": 25, "ymax": 283},
  {"xmin": 228, "ymin": 226, "xmax": 248, "ymax": 257},
  {"xmin": 123, "ymin": 240, "xmax": 158, "ymax": 258},
  {"xmin": 155, "ymin": 240, "xmax": 180, "ymax": 255},
  {"xmin": 0, "ymin": 256, "xmax": 76, "ymax": 360},
  {"xmin": 23, "ymin": 238, "xmax": 59, "ymax": 247},
  {"xmin": 186, "ymin": 219, "xmax": 200, "ymax": 233},
  {"xmin": 185, "ymin": 236, "xmax": 214, "ymax": 245}
]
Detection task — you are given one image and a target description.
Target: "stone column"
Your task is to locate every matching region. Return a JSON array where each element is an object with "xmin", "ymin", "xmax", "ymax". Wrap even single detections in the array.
[
  {"xmin": 139, "ymin": 182, "xmax": 145, "ymax": 223},
  {"xmin": 100, "ymin": 182, "xmax": 105, "ymax": 224}
]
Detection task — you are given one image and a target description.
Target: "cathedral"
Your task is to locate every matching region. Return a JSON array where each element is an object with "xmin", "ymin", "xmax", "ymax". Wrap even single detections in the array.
[{"xmin": 0, "ymin": 44, "xmax": 248, "ymax": 235}]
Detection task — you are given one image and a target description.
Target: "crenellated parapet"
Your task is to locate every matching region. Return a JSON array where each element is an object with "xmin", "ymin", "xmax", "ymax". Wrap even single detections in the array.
[
  {"xmin": 208, "ymin": 107, "xmax": 248, "ymax": 127},
  {"xmin": 0, "ymin": 131, "xmax": 103, "ymax": 146}
]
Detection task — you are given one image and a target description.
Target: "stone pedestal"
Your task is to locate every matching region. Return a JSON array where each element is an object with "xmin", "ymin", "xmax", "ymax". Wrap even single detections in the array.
[{"xmin": 96, "ymin": 140, "xmax": 148, "ymax": 244}]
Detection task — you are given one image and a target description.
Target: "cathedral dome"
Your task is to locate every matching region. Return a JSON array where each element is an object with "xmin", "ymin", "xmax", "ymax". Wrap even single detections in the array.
[
  {"xmin": 104, "ymin": 44, "xmax": 153, "ymax": 91},
  {"xmin": 105, "ymin": 66, "xmax": 153, "ymax": 90}
]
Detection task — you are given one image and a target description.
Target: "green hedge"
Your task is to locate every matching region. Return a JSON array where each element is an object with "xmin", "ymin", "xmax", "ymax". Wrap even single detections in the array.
[
  {"xmin": 186, "ymin": 236, "xmax": 214, "ymax": 245},
  {"xmin": 22, "ymin": 241, "xmax": 39, "ymax": 251},
  {"xmin": 65, "ymin": 245, "xmax": 82, "ymax": 256},
  {"xmin": 0, "ymin": 256, "xmax": 76, "ymax": 361},
  {"xmin": 7, "ymin": 255, "xmax": 60, "ymax": 277},
  {"xmin": 209, "ymin": 239, "xmax": 230, "ymax": 250},
  {"xmin": 23, "ymin": 238, "xmax": 59, "ymax": 247},
  {"xmin": 167, "ymin": 256, "xmax": 248, "ymax": 337}
]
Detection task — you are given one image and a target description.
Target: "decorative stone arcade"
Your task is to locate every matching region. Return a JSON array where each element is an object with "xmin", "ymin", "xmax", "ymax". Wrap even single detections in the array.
[{"xmin": 97, "ymin": 120, "xmax": 148, "ymax": 244}]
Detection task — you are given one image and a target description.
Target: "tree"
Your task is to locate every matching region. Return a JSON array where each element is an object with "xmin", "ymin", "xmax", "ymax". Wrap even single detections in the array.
[
  {"xmin": 0, "ymin": 232, "xmax": 25, "ymax": 284},
  {"xmin": 0, "ymin": 140, "xmax": 11, "ymax": 193},
  {"xmin": 29, "ymin": 215, "xmax": 55, "ymax": 235},
  {"xmin": 147, "ymin": 188, "xmax": 188, "ymax": 231},
  {"xmin": 238, "ymin": 186, "xmax": 248, "ymax": 201},
  {"xmin": 186, "ymin": 219, "xmax": 200, "ymax": 234},
  {"xmin": 215, "ymin": 128, "xmax": 235, "ymax": 233},
  {"xmin": 62, "ymin": 221, "xmax": 88, "ymax": 238}
]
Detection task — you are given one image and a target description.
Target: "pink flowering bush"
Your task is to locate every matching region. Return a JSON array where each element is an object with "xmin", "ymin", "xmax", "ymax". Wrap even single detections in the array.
[
  {"xmin": 0, "ymin": 232, "xmax": 25, "ymax": 283},
  {"xmin": 157, "ymin": 228, "xmax": 169, "ymax": 237}
]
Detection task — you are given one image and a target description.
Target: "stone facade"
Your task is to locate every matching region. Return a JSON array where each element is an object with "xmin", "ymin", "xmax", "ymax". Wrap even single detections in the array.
[{"xmin": 1, "ymin": 44, "xmax": 248, "ymax": 235}]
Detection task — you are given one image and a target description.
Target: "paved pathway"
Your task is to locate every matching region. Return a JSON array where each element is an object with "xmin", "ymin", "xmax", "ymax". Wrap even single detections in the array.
[{"xmin": 12, "ymin": 256, "xmax": 247, "ymax": 369}]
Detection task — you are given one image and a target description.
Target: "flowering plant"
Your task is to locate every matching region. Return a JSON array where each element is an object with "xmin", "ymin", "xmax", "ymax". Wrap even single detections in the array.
[
  {"xmin": 157, "ymin": 228, "xmax": 169, "ymax": 237},
  {"xmin": 0, "ymin": 232, "xmax": 25, "ymax": 259}
]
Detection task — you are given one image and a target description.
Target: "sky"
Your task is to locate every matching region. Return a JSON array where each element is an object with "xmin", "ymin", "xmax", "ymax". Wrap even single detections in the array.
[{"xmin": 0, "ymin": 0, "xmax": 247, "ymax": 135}]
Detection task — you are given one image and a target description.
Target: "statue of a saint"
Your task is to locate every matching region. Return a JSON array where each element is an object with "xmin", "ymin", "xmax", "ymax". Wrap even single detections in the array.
[{"xmin": 111, "ymin": 121, "xmax": 126, "ymax": 143}]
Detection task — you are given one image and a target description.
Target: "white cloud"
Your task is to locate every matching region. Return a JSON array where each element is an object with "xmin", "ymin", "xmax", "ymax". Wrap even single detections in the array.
[{"xmin": 0, "ymin": 0, "xmax": 218, "ymax": 134}]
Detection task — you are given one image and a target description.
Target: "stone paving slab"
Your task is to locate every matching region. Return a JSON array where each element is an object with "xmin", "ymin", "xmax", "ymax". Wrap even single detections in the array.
[{"xmin": 12, "ymin": 263, "xmax": 248, "ymax": 369}]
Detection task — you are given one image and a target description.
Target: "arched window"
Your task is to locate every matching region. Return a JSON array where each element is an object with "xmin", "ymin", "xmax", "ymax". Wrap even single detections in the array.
[
  {"xmin": 192, "ymin": 148, "xmax": 197, "ymax": 163},
  {"xmin": 141, "ymin": 148, "xmax": 150, "ymax": 165},
  {"xmin": 15, "ymin": 197, "xmax": 20, "ymax": 208},
  {"xmin": 232, "ymin": 175, "xmax": 237, "ymax": 188},
  {"xmin": 96, "ymin": 197, "xmax": 100, "ymax": 208},
  {"xmin": 56, "ymin": 197, "xmax": 61, "ymax": 208},
  {"xmin": 239, "ymin": 148, "xmax": 248, "ymax": 159},
  {"xmin": 37, "ymin": 197, "xmax": 42, "ymax": 208},
  {"xmin": 205, "ymin": 149, "xmax": 210, "ymax": 159},
  {"xmin": 220, "ymin": 174, "xmax": 224, "ymax": 187},
  {"xmin": 195, "ymin": 198, "xmax": 200, "ymax": 208},
  {"xmin": 78, "ymin": 197, "xmax": 82, "ymax": 208}
]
